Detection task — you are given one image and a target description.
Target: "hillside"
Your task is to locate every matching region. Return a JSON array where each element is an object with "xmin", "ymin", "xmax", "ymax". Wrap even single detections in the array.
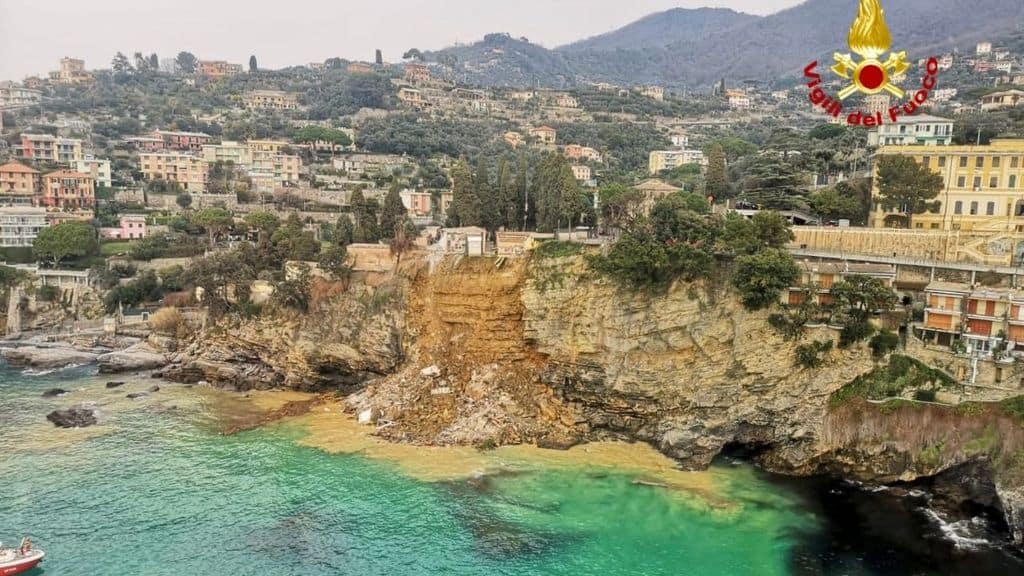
[
  {"xmin": 426, "ymin": 0, "xmax": 1024, "ymax": 88},
  {"xmin": 559, "ymin": 7, "xmax": 758, "ymax": 53}
]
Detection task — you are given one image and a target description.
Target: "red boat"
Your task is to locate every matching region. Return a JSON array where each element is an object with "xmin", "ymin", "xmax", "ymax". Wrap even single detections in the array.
[{"xmin": 0, "ymin": 539, "xmax": 44, "ymax": 576}]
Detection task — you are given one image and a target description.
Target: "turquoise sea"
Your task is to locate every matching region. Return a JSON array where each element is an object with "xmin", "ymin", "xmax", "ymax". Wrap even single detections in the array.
[{"xmin": 1, "ymin": 365, "xmax": 1022, "ymax": 575}]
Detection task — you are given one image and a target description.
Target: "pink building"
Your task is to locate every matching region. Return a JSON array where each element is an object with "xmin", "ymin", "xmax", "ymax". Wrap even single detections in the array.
[
  {"xmin": 153, "ymin": 130, "xmax": 211, "ymax": 152},
  {"xmin": 100, "ymin": 214, "xmax": 147, "ymax": 240},
  {"xmin": 400, "ymin": 190, "xmax": 432, "ymax": 218}
]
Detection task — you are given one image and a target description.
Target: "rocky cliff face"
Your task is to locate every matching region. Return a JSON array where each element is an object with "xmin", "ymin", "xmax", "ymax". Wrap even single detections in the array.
[
  {"xmin": 160, "ymin": 277, "xmax": 405, "ymax": 391},
  {"xmin": 169, "ymin": 254, "xmax": 1024, "ymax": 542}
]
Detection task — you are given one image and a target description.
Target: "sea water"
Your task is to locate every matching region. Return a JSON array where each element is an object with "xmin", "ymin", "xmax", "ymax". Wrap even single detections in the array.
[{"xmin": 1, "ymin": 366, "xmax": 1021, "ymax": 575}]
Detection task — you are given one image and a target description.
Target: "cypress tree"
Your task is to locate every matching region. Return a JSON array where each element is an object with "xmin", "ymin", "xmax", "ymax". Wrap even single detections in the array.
[
  {"xmin": 448, "ymin": 159, "xmax": 480, "ymax": 227},
  {"xmin": 350, "ymin": 189, "xmax": 380, "ymax": 243},
  {"xmin": 496, "ymin": 157, "xmax": 516, "ymax": 231},
  {"xmin": 380, "ymin": 186, "xmax": 407, "ymax": 239},
  {"xmin": 704, "ymin": 143, "xmax": 727, "ymax": 202}
]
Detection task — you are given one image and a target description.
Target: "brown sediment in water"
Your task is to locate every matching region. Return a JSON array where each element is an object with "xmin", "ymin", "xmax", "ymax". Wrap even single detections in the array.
[
  {"xmin": 288, "ymin": 401, "xmax": 736, "ymax": 511},
  {"xmin": 221, "ymin": 396, "xmax": 323, "ymax": 435}
]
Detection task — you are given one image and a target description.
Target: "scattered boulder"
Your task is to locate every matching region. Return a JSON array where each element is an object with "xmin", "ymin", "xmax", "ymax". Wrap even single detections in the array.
[
  {"xmin": 46, "ymin": 408, "xmax": 97, "ymax": 428},
  {"xmin": 126, "ymin": 392, "xmax": 147, "ymax": 399},
  {"xmin": 41, "ymin": 388, "xmax": 68, "ymax": 398},
  {"xmin": 148, "ymin": 385, "xmax": 160, "ymax": 393},
  {"xmin": 105, "ymin": 381, "xmax": 125, "ymax": 389},
  {"xmin": 357, "ymin": 408, "xmax": 379, "ymax": 425},
  {"xmin": 420, "ymin": 365, "xmax": 441, "ymax": 377}
]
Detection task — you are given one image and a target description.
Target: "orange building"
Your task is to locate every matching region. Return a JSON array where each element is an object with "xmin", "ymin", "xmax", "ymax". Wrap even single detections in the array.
[
  {"xmin": 784, "ymin": 262, "xmax": 896, "ymax": 307},
  {"xmin": 42, "ymin": 170, "xmax": 95, "ymax": 210},
  {"xmin": 0, "ymin": 162, "xmax": 40, "ymax": 205}
]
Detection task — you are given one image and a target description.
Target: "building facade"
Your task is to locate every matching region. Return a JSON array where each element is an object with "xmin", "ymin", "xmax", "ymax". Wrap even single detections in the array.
[
  {"xmin": 41, "ymin": 170, "xmax": 95, "ymax": 210},
  {"xmin": 649, "ymin": 149, "xmax": 707, "ymax": 173},
  {"xmin": 869, "ymin": 139, "xmax": 1024, "ymax": 231},
  {"xmin": 867, "ymin": 114, "xmax": 954, "ymax": 147},
  {"xmin": 197, "ymin": 60, "xmax": 243, "ymax": 79},
  {"xmin": 74, "ymin": 157, "xmax": 112, "ymax": 189},
  {"xmin": 0, "ymin": 82, "xmax": 42, "ymax": 107},
  {"xmin": 154, "ymin": 130, "xmax": 211, "ymax": 152},
  {"xmin": 981, "ymin": 90, "xmax": 1024, "ymax": 111},
  {"xmin": 139, "ymin": 152, "xmax": 208, "ymax": 193},
  {"xmin": 529, "ymin": 126, "xmax": 557, "ymax": 145},
  {"xmin": 202, "ymin": 141, "xmax": 253, "ymax": 167},
  {"xmin": 0, "ymin": 162, "xmax": 40, "ymax": 206},
  {"xmin": 100, "ymin": 214, "xmax": 148, "ymax": 240},
  {"xmin": 18, "ymin": 134, "xmax": 84, "ymax": 164},
  {"xmin": 0, "ymin": 207, "xmax": 47, "ymax": 247},
  {"xmin": 243, "ymin": 90, "xmax": 299, "ymax": 110}
]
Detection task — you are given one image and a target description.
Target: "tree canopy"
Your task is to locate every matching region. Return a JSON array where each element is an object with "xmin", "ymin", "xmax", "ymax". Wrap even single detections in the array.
[{"xmin": 33, "ymin": 222, "xmax": 99, "ymax": 267}]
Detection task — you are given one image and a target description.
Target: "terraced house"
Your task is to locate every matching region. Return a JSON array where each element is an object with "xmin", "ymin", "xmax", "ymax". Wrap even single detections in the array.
[
  {"xmin": 0, "ymin": 162, "xmax": 40, "ymax": 206},
  {"xmin": 18, "ymin": 134, "xmax": 84, "ymax": 164}
]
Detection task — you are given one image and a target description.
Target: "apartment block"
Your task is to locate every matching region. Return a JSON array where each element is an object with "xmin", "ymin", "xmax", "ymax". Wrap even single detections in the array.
[
  {"xmin": 74, "ymin": 157, "xmax": 112, "ymax": 189},
  {"xmin": 529, "ymin": 126, "xmax": 556, "ymax": 145},
  {"xmin": 41, "ymin": 170, "xmax": 95, "ymax": 210},
  {"xmin": 784, "ymin": 262, "xmax": 896, "ymax": 307},
  {"xmin": 198, "ymin": 60, "xmax": 243, "ymax": 79},
  {"xmin": 649, "ymin": 149, "xmax": 707, "ymax": 174},
  {"xmin": 0, "ymin": 207, "xmax": 48, "ymax": 247},
  {"xmin": 243, "ymin": 90, "xmax": 299, "ymax": 110},
  {"xmin": 153, "ymin": 130, "xmax": 211, "ymax": 152},
  {"xmin": 0, "ymin": 162, "xmax": 40, "ymax": 206},
  {"xmin": 867, "ymin": 114, "xmax": 954, "ymax": 147},
  {"xmin": 0, "ymin": 82, "xmax": 42, "ymax": 106},
  {"xmin": 202, "ymin": 141, "xmax": 253, "ymax": 167},
  {"xmin": 869, "ymin": 139, "xmax": 1024, "ymax": 231},
  {"xmin": 139, "ymin": 152, "xmax": 208, "ymax": 192},
  {"xmin": 19, "ymin": 134, "xmax": 84, "ymax": 164}
]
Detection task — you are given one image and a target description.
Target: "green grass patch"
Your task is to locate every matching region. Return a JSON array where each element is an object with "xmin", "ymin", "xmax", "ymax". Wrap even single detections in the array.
[
  {"xmin": 965, "ymin": 425, "xmax": 999, "ymax": 454},
  {"xmin": 101, "ymin": 241, "xmax": 133, "ymax": 256},
  {"xmin": 1000, "ymin": 396, "xmax": 1024, "ymax": 424},
  {"xmin": 830, "ymin": 355, "xmax": 957, "ymax": 407},
  {"xmin": 918, "ymin": 441, "xmax": 945, "ymax": 468},
  {"xmin": 533, "ymin": 240, "xmax": 583, "ymax": 259}
]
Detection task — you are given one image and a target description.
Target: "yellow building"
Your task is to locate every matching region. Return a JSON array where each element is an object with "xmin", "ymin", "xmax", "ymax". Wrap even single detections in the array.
[
  {"xmin": 870, "ymin": 139, "xmax": 1024, "ymax": 232},
  {"xmin": 248, "ymin": 140, "xmax": 301, "ymax": 185},
  {"xmin": 243, "ymin": 90, "xmax": 299, "ymax": 110},
  {"xmin": 202, "ymin": 141, "xmax": 253, "ymax": 167},
  {"xmin": 139, "ymin": 152, "xmax": 208, "ymax": 193}
]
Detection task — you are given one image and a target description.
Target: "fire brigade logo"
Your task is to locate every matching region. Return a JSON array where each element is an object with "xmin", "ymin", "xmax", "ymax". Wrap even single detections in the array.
[
  {"xmin": 831, "ymin": 0, "xmax": 909, "ymax": 99},
  {"xmin": 802, "ymin": 0, "xmax": 940, "ymax": 126}
]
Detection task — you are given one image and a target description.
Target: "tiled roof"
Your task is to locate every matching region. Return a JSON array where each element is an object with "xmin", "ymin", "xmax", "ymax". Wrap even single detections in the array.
[{"xmin": 0, "ymin": 162, "xmax": 39, "ymax": 174}]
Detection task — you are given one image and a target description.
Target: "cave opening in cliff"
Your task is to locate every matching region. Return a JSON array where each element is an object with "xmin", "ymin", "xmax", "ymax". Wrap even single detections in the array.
[{"xmin": 717, "ymin": 441, "xmax": 774, "ymax": 462}]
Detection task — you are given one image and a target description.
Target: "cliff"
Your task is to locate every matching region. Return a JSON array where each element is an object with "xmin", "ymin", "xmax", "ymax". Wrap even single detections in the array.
[{"xmin": 166, "ymin": 253, "xmax": 1024, "ymax": 542}]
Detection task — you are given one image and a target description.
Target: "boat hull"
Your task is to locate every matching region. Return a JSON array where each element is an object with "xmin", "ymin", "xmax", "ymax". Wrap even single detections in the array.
[{"xmin": 0, "ymin": 555, "xmax": 43, "ymax": 575}]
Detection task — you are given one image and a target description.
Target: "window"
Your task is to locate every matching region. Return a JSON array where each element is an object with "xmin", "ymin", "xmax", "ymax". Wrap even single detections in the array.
[
  {"xmin": 955, "ymin": 201, "xmax": 963, "ymax": 214},
  {"xmin": 991, "ymin": 176, "xmax": 999, "ymax": 188},
  {"xmin": 930, "ymin": 223, "xmax": 940, "ymax": 229},
  {"xmin": 958, "ymin": 176, "xmax": 967, "ymax": 187},
  {"xmin": 938, "ymin": 157, "xmax": 946, "ymax": 167},
  {"xmin": 1012, "ymin": 175, "xmax": 1018, "ymax": 188},
  {"xmin": 987, "ymin": 201, "xmax": 996, "ymax": 215},
  {"xmin": 970, "ymin": 201, "xmax": 978, "ymax": 215},
  {"xmin": 960, "ymin": 156, "xmax": 968, "ymax": 168},
  {"xmin": 994, "ymin": 157, "xmax": 1002, "ymax": 168},
  {"xmin": 923, "ymin": 157, "xmax": 931, "ymax": 168},
  {"xmin": 974, "ymin": 176, "xmax": 982, "ymax": 189},
  {"xmin": 976, "ymin": 157, "xmax": 985, "ymax": 168},
  {"xmin": 1013, "ymin": 157, "xmax": 1021, "ymax": 168}
]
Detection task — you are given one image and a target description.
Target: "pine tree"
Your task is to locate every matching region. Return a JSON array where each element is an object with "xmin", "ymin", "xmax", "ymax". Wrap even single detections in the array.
[
  {"xmin": 516, "ymin": 154, "xmax": 530, "ymax": 230},
  {"xmin": 704, "ymin": 144, "xmax": 727, "ymax": 202},
  {"xmin": 149, "ymin": 53, "xmax": 159, "ymax": 70},
  {"xmin": 380, "ymin": 186, "xmax": 406, "ymax": 239},
  {"xmin": 335, "ymin": 215, "xmax": 355, "ymax": 247},
  {"xmin": 112, "ymin": 52, "xmax": 131, "ymax": 74},
  {"xmin": 496, "ymin": 158, "xmax": 516, "ymax": 230},
  {"xmin": 448, "ymin": 159, "xmax": 480, "ymax": 227},
  {"xmin": 350, "ymin": 189, "xmax": 381, "ymax": 243},
  {"xmin": 249, "ymin": 55, "xmax": 258, "ymax": 72}
]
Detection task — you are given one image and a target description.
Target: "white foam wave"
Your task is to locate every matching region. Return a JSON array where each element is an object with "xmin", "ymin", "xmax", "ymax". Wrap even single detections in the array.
[{"xmin": 920, "ymin": 507, "xmax": 994, "ymax": 550}]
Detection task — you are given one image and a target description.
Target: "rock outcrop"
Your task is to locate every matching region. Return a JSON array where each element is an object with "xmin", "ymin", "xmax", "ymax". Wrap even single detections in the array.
[
  {"xmin": 1, "ymin": 346, "xmax": 99, "ymax": 369},
  {"xmin": 161, "ymin": 277, "xmax": 405, "ymax": 391},
  {"xmin": 97, "ymin": 341, "xmax": 169, "ymax": 373},
  {"xmin": 46, "ymin": 408, "xmax": 97, "ymax": 428}
]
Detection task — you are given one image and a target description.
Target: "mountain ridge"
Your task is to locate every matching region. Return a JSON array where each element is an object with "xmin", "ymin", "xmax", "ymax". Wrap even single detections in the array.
[{"xmin": 424, "ymin": 0, "xmax": 1024, "ymax": 88}]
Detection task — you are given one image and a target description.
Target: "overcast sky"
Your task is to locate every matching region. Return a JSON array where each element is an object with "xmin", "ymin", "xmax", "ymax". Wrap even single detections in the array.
[{"xmin": 0, "ymin": 0, "xmax": 804, "ymax": 81}]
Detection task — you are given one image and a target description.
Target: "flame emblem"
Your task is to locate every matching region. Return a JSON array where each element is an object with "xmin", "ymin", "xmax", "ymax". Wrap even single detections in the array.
[{"xmin": 831, "ymin": 0, "xmax": 909, "ymax": 99}]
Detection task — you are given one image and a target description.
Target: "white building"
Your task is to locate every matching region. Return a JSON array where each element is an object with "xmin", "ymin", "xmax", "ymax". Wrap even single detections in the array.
[
  {"xmin": 670, "ymin": 135, "xmax": 690, "ymax": 149},
  {"xmin": 0, "ymin": 82, "xmax": 42, "ymax": 107},
  {"xmin": 74, "ymin": 157, "xmax": 112, "ymax": 189},
  {"xmin": 977, "ymin": 42, "xmax": 993, "ymax": 56},
  {"xmin": 571, "ymin": 165, "xmax": 592, "ymax": 181},
  {"xmin": 867, "ymin": 114, "xmax": 954, "ymax": 147},
  {"xmin": 0, "ymin": 207, "xmax": 48, "ymax": 247}
]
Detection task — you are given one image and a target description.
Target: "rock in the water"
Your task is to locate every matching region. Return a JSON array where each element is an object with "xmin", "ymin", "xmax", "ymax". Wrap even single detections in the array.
[
  {"xmin": 41, "ymin": 388, "xmax": 68, "ymax": 398},
  {"xmin": 420, "ymin": 365, "xmax": 441, "ymax": 377},
  {"xmin": 1, "ymin": 346, "xmax": 99, "ymax": 369},
  {"xmin": 126, "ymin": 392, "xmax": 147, "ymax": 399},
  {"xmin": 148, "ymin": 385, "xmax": 160, "ymax": 393},
  {"xmin": 105, "ymin": 381, "xmax": 125, "ymax": 389},
  {"xmin": 357, "ymin": 408, "xmax": 378, "ymax": 424},
  {"xmin": 97, "ymin": 343, "xmax": 168, "ymax": 374},
  {"xmin": 46, "ymin": 408, "xmax": 97, "ymax": 428}
]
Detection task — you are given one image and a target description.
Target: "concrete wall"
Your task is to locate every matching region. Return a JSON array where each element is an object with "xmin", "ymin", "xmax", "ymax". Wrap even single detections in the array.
[{"xmin": 791, "ymin": 227, "xmax": 956, "ymax": 262}]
